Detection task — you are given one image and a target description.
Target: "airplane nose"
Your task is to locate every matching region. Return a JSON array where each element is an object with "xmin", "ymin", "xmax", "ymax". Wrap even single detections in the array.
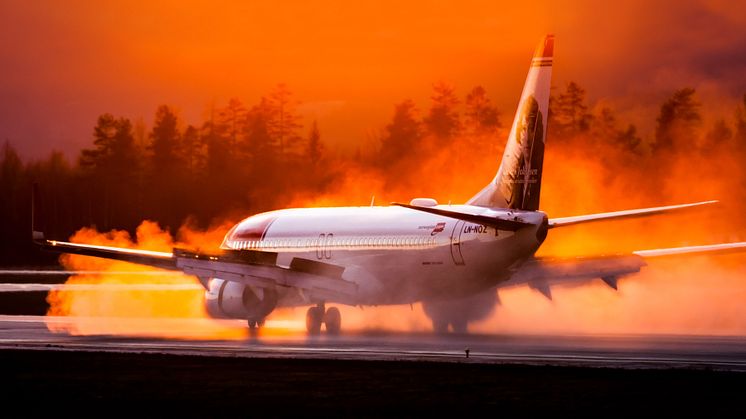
[
  {"xmin": 220, "ymin": 224, "xmax": 240, "ymax": 249},
  {"xmin": 221, "ymin": 213, "xmax": 279, "ymax": 249}
]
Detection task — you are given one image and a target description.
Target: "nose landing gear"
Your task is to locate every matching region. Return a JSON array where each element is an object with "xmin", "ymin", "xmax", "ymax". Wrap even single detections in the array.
[{"xmin": 306, "ymin": 303, "xmax": 341, "ymax": 335}]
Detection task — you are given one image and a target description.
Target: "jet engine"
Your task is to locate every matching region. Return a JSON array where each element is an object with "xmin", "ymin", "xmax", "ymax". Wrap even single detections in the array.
[{"xmin": 205, "ymin": 278, "xmax": 277, "ymax": 320}]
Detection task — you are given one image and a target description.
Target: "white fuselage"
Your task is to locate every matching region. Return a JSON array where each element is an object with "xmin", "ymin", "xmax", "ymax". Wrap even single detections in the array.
[{"xmin": 221, "ymin": 205, "xmax": 547, "ymax": 306}]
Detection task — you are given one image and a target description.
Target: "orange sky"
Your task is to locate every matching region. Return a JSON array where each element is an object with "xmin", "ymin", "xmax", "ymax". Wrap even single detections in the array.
[{"xmin": 2, "ymin": 0, "xmax": 746, "ymax": 158}]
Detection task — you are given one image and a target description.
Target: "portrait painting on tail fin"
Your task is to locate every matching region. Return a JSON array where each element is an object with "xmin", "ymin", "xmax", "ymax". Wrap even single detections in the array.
[
  {"xmin": 467, "ymin": 35, "xmax": 552, "ymax": 210},
  {"xmin": 502, "ymin": 95, "xmax": 544, "ymax": 210}
]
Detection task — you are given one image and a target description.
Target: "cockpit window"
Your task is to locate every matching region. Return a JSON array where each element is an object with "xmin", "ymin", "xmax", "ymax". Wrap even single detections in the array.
[
  {"xmin": 220, "ymin": 212, "xmax": 279, "ymax": 251},
  {"xmin": 233, "ymin": 212, "xmax": 277, "ymax": 240}
]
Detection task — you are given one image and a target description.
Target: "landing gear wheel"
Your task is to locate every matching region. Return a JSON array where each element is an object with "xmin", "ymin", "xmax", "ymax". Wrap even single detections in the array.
[
  {"xmin": 323, "ymin": 307, "xmax": 341, "ymax": 335},
  {"xmin": 247, "ymin": 318, "xmax": 265, "ymax": 329},
  {"xmin": 306, "ymin": 306, "xmax": 323, "ymax": 335},
  {"xmin": 432, "ymin": 319, "xmax": 449, "ymax": 334},
  {"xmin": 451, "ymin": 319, "xmax": 468, "ymax": 334}
]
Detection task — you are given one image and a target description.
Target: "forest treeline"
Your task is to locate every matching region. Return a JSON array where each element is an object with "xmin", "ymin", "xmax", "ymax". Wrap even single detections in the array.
[{"xmin": 2, "ymin": 82, "xmax": 746, "ymax": 265}]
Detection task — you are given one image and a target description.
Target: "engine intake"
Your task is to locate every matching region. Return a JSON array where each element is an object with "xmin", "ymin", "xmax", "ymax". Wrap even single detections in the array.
[{"xmin": 205, "ymin": 279, "xmax": 278, "ymax": 320}]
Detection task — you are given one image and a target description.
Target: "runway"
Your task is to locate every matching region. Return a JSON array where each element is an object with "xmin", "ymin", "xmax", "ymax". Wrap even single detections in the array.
[{"xmin": 1, "ymin": 315, "xmax": 745, "ymax": 371}]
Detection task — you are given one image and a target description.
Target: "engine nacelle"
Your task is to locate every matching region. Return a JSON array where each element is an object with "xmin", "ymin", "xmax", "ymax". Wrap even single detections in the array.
[{"xmin": 205, "ymin": 279, "xmax": 278, "ymax": 320}]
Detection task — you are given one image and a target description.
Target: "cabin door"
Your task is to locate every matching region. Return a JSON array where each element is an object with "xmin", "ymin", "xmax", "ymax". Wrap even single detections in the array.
[{"xmin": 450, "ymin": 220, "xmax": 466, "ymax": 265}]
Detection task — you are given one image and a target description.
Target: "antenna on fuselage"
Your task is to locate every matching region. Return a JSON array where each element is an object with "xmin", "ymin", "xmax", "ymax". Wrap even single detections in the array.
[{"xmin": 370, "ymin": 195, "xmax": 375, "ymax": 207}]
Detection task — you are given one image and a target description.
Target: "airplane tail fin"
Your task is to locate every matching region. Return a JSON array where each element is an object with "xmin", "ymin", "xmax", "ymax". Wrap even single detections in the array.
[{"xmin": 467, "ymin": 35, "xmax": 554, "ymax": 211}]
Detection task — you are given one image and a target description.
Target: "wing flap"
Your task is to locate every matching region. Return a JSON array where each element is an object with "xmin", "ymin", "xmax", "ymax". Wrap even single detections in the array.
[{"xmin": 176, "ymin": 255, "xmax": 357, "ymax": 302}]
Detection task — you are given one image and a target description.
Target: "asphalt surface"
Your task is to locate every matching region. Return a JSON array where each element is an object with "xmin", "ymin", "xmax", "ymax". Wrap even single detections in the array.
[
  {"xmin": 3, "ymin": 273, "xmax": 746, "ymax": 413},
  {"xmin": 2, "ymin": 315, "xmax": 746, "ymax": 414},
  {"xmin": 1, "ymin": 315, "xmax": 745, "ymax": 371}
]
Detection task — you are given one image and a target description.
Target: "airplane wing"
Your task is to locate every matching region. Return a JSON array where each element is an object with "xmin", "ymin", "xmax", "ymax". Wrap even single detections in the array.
[
  {"xmin": 504, "ymin": 241, "xmax": 746, "ymax": 299},
  {"xmin": 32, "ymin": 232, "xmax": 358, "ymax": 304},
  {"xmin": 0, "ymin": 283, "xmax": 203, "ymax": 292},
  {"xmin": 34, "ymin": 232, "xmax": 177, "ymax": 270},
  {"xmin": 548, "ymin": 200, "xmax": 717, "ymax": 228}
]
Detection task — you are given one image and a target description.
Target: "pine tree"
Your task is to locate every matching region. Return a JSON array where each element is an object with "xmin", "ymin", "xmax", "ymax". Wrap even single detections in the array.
[
  {"xmin": 551, "ymin": 82, "xmax": 592, "ymax": 139},
  {"xmin": 654, "ymin": 87, "xmax": 702, "ymax": 152},
  {"xmin": 268, "ymin": 84, "xmax": 303, "ymax": 156},
  {"xmin": 734, "ymin": 94, "xmax": 746, "ymax": 147},
  {"xmin": 379, "ymin": 100, "xmax": 421, "ymax": 166},
  {"xmin": 424, "ymin": 82, "xmax": 460, "ymax": 142},
  {"xmin": 218, "ymin": 98, "xmax": 247, "ymax": 148},
  {"xmin": 704, "ymin": 119, "xmax": 733, "ymax": 153},
  {"xmin": 0, "ymin": 142, "xmax": 23, "ymax": 231},
  {"xmin": 306, "ymin": 120, "xmax": 323, "ymax": 167},
  {"xmin": 150, "ymin": 105, "xmax": 182, "ymax": 173},
  {"xmin": 464, "ymin": 86, "xmax": 500, "ymax": 136},
  {"xmin": 79, "ymin": 114, "xmax": 141, "ymax": 229},
  {"xmin": 591, "ymin": 107, "xmax": 640, "ymax": 153},
  {"xmin": 244, "ymin": 97, "xmax": 279, "ymax": 168},
  {"xmin": 181, "ymin": 125, "xmax": 202, "ymax": 175}
]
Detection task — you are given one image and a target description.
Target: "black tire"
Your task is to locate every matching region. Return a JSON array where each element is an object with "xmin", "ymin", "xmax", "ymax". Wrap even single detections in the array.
[
  {"xmin": 432, "ymin": 319, "xmax": 449, "ymax": 334},
  {"xmin": 451, "ymin": 319, "xmax": 468, "ymax": 334},
  {"xmin": 323, "ymin": 307, "xmax": 341, "ymax": 335},
  {"xmin": 306, "ymin": 306, "xmax": 323, "ymax": 335}
]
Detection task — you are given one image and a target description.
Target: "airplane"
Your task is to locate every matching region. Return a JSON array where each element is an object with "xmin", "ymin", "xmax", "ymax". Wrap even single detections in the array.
[{"xmin": 31, "ymin": 35, "xmax": 746, "ymax": 334}]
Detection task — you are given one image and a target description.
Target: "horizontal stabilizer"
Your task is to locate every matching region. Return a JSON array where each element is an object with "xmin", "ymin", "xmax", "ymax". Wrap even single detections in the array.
[
  {"xmin": 392, "ymin": 203, "xmax": 531, "ymax": 231},
  {"xmin": 548, "ymin": 200, "xmax": 718, "ymax": 228},
  {"xmin": 633, "ymin": 241, "xmax": 746, "ymax": 258}
]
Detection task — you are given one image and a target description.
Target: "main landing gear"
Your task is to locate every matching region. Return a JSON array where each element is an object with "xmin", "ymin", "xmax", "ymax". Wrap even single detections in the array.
[
  {"xmin": 246, "ymin": 318, "xmax": 266, "ymax": 336},
  {"xmin": 247, "ymin": 318, "xmax": 265, "ymax": 330},
  {"xmin": 306, "ymin": 303, "xmax": 341, "ymax": 335}
]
